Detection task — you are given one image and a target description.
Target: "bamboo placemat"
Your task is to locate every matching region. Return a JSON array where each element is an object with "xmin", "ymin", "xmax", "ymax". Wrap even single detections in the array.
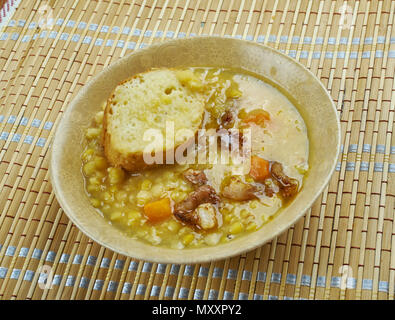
[{"xmin": 0, "ymin": 0, "xmax": 393, "ymax": 300}]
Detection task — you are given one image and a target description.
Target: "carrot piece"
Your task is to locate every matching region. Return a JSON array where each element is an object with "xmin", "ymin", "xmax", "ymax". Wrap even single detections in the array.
[
  {"xmin": 242, "ymin": 109, "xmax": 270, "ymax": 127},
  {"xmin": 249, "ymin": 156, "xmax": 270, "ymax": 182},
  {"xmin": 143, "ymin": 198, "xmax": 172, "ymax": 223}
]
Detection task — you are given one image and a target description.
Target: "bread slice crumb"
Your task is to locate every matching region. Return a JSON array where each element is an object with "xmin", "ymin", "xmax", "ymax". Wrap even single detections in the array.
[{"xmin": 103, "ymin": 68, "xmax": 206, "ymax": 172}]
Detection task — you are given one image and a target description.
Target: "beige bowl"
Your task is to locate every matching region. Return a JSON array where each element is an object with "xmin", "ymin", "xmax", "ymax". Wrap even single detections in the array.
[{"xmin": 50, "ymin": 37, "xmax": 340, "ymax": 264}]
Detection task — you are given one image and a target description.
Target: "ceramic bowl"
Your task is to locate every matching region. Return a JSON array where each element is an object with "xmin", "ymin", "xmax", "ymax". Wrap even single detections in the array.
[{"xmin": 50, "ymin": 37, "xmax": 340, "ymax": 263}]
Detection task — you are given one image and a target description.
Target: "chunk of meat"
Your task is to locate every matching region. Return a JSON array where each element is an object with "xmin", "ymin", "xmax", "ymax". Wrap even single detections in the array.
[
  {"xmin": 183, "ymin": 169, "xmax": 207, "ymax": 185},
  {"xmin": 218, "ymin": 129, "xmax": 245, "ymax": 154},
  {"xmin": 220, "ymin": 109, "xmax": 235, "ymax": 129},
  {"xmin": 174, "ymin": 185, "xmax": 219, "ymax": 229},
  {"xmin": 270, "ymin": 162, "xmax": 299, "ymax": 198},
  {"xmin": 221, "ymin": 176, "xmax": 258, "ymax": 201},
  {"xmin": 175, "ymin": 203, "xmax": 218, "ymax": 230},
  {"xmin": 263, "ymin": 179, "xmax": 278, "ymax": 198},
  {"xmin": 195, "ymin": 203, "xmax": 217, "ymax": 230}
]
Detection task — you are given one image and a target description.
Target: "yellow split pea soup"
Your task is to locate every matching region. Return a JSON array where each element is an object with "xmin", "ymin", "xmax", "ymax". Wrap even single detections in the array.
[{"xmin": 81, "ymin": 68, "xmax": 309, "ymax": 249}]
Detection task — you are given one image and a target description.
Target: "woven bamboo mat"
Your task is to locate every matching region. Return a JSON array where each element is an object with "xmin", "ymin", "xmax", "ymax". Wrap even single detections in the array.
[{"xmin": 0, "ymin": 0, "xmax": 393, "ymax": 300}]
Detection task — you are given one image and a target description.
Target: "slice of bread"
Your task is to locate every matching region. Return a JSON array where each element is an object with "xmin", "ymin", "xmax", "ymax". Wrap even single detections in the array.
[{"xmin": 103, "ymin": 68, "xmax": 206, "ymax": 172}]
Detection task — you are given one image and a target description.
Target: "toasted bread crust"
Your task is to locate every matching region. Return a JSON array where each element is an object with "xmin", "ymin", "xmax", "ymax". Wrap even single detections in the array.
[{"xmin": 103, "ymin": 77, "xmax": 155, "ymax": 172}]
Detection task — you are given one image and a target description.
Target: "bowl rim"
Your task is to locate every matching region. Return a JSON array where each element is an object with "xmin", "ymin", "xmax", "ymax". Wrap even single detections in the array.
[{"xmin": 50, "ymin": 36, "xmax": 341, "ymax": 264}]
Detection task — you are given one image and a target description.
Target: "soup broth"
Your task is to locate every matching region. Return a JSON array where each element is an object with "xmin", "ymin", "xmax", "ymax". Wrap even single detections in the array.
[{"xmin": 81, "ymin": 68, "xmax": 309, "ymax": 249}]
